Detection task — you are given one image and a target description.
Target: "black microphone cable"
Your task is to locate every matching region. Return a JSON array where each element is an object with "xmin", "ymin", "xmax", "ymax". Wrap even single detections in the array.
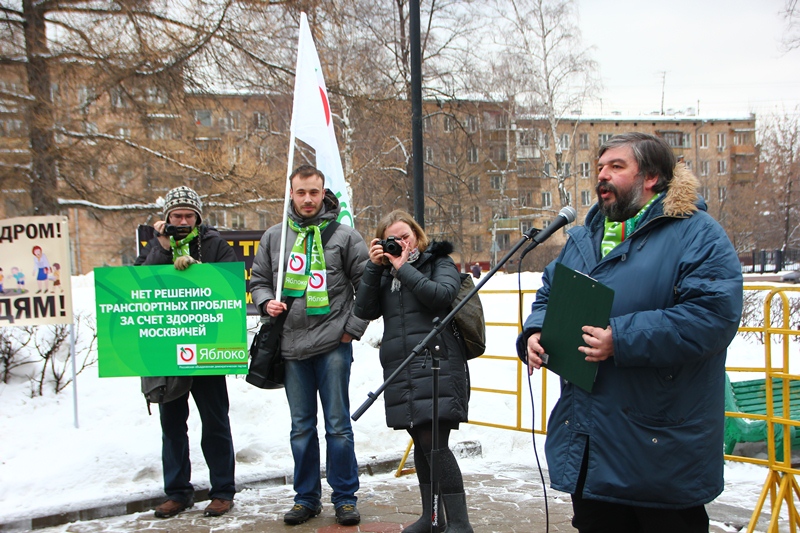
[{"xmin": 517, "ymin": 256, "xmax": 549, "ymax": 533}]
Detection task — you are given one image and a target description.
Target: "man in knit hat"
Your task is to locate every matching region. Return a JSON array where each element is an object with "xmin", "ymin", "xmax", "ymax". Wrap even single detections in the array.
[{"xmin": 141, "ymin": 186, "xmax": 238, "ymax": 519}]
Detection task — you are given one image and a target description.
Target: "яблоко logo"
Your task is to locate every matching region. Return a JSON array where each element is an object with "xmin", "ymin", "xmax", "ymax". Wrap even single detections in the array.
[{"xmin": 177, "ymin": 344, "xmax": 197, "ymax": 366}]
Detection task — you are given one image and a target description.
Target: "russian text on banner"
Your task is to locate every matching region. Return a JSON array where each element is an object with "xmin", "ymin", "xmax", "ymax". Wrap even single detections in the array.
[{"xmin": 95, "ymin": 262, "xmax": 248, "ymax": 377}]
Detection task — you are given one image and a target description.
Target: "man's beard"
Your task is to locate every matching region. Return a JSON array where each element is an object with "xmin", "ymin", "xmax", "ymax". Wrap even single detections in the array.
[{"xmin": 596, "ymin": 177, "xmax": 645, "ymax": 222}]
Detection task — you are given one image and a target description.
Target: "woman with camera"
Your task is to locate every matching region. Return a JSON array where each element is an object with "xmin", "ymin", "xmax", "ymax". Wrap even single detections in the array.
[{"xmin": 354, "ymin": 210, "xmax": 472, "ymax": 533}]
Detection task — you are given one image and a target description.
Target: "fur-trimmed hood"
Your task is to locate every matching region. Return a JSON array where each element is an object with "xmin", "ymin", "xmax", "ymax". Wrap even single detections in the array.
[
  {"xmin": 662, "ymin": 163, "xmax": 701, "ymax": 217},
  {"xmin": 426, "ymin": 240, "xmax": 454, "ymax": 257}
]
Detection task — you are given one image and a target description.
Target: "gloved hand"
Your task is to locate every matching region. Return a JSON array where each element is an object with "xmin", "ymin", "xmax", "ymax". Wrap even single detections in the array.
[{"xmin": 174, "ymin": 256, "xmax": 199, "ymax": 271}]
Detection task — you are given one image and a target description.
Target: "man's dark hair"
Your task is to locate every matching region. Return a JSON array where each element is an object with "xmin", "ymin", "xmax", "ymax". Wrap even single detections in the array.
[
  {"xmin": 599, "ymin": 133, "xmax": 675, "ymax": 193},
  {"xmin": 290, "ymin": 164, "xmax": 325, "ymax": 188}
]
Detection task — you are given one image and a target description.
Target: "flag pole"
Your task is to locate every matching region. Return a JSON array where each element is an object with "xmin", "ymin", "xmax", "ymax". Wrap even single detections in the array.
[{"xmin": 275, "ymin": 135, "xmax": 297, "ymax": 304}]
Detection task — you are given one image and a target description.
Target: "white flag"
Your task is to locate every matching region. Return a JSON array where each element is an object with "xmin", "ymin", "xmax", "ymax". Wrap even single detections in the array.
[{"xmin": 290, "ymin": 12, "xmax": 353, "ymax": 227}]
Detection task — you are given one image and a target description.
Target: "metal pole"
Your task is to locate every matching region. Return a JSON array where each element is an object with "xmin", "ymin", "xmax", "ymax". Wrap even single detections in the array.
[
  {"xmin": 70, "ymin": 323, "xmax": 79, "ymax": 428},
  {"xmin": 410, "ymin": 0, "xmax": 425, "ymax": 228}
]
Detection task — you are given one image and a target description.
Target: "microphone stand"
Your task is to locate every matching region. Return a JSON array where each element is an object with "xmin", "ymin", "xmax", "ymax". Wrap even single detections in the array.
[{"xmin": 352, "ymin": 225, "xmax": 546, "ymax": 532}]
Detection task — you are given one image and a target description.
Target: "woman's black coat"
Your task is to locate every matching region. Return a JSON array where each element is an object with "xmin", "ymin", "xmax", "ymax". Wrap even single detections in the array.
[{"xmin": 353, "ymin": 241, "xmax": 469, "ymax": 429}]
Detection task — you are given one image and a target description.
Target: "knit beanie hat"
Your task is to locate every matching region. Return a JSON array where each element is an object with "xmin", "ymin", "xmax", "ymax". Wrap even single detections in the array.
[{"xmin": 163, "ymin": 186, "xmax": 203, "ymax": 224}]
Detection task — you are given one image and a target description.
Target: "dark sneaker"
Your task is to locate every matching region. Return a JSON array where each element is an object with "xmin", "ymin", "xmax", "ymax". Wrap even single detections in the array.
[
  {"xmin": 154, "ymin": 499, "xmax": 193, "ymax": 518},
  {"xmin": 284, "ymin": 503, "xmax": 322, "ymax": 525},
  {"xmin": 335, "ymin": 503, "xmax": 361, "ymax": 526},
  {"xmin": 204, "ymin": 498, "xmax": 233, "ymax": 517}
]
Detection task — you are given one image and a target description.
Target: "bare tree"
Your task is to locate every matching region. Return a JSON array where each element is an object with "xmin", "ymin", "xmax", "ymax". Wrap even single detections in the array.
[
  {"xmin": 782, "ymin": 0, "xmax": 800, "ymax": 51},
  {"xmin": 0, "ymin": 0, "xmax": 295, "ymax": 219},
  {"xmin": 491, "ymin": 0, "xmax": 597, "ymax": 209}
]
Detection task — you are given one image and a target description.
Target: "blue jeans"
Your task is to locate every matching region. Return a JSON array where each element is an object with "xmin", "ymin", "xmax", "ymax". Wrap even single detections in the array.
[
  {"xmin": 284, "ymin": 342, "xmax": 359, "ymax": 509},
  {"xmin": 159, "ymin": 375, "xmax": 236, "ymax": 504}
]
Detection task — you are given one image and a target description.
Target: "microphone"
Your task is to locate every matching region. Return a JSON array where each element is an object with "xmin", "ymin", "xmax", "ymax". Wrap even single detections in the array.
[{"xmin": 520, "ymin": 206, "xmax": 577, "ymax": 259}]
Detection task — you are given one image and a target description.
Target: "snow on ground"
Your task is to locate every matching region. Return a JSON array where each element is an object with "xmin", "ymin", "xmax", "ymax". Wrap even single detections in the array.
[{"xmin": 0, "ymin": 271, "xmax": 783, "ymax": 525}]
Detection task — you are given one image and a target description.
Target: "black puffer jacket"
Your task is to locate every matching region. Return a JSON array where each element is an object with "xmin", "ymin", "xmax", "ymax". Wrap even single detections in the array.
[{"xmin": 354, "ymin": 241, "xmax": 469, "ymax": 429}]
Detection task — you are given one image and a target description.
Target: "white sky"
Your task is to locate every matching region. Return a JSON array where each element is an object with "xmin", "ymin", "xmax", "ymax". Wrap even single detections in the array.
[{"xmin": 576, "ymin": 0, "xmax": 800, "ymax": 118}]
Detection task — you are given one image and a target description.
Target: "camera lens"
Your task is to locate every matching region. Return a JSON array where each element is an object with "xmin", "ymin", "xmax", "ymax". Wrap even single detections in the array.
[{"xmin": 382, "ymin": 238, "xmax": 402, "ymax": 257}]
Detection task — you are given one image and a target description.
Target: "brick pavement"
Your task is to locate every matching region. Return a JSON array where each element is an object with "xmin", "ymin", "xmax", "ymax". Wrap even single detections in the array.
[{"xmin": 0, "ymin": 460, "xmax": 773, "ymax": 533}]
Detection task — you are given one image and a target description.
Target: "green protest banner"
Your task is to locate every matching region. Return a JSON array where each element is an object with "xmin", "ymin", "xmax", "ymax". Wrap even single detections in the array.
[{"xmin": 95, "ymin": 262, "xmax": 248, "ymax": 377}]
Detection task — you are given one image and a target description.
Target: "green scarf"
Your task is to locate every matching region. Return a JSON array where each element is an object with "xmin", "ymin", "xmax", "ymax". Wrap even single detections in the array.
[
  {"xmin": 170, "ymin": 227, "xmax": 199, "ymax": 262},
  {"xmin": 284, "ymin": 219, "xmax": 330, "ymax": 315},
  {"xmin": 601, "ymin": 193, "xmax": 661, "ymax": 258}
]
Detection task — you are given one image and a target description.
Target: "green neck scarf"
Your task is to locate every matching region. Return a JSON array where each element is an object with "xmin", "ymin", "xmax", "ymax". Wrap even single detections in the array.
[
  {"xmin": 601, "ymin": 193, "xmax": 661, "ymax": 258},
  {"xmin": 170, "ymin": 227, "xmax": 199, "ymax": 262},
  {"xmin": 284, "ymin": 219, "xmax": 330, "ymax": 315}
]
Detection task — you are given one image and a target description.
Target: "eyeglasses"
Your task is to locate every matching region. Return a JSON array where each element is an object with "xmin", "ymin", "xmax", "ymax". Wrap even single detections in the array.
[{"xmin": 170, "ymin": 213, "xmax": 197, "ymax": 222}]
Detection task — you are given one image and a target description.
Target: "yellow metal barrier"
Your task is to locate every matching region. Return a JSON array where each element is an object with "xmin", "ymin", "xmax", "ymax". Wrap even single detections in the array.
[{"xmin": 728, "ymin": 285, "xmax": 800, "ymax": 532}]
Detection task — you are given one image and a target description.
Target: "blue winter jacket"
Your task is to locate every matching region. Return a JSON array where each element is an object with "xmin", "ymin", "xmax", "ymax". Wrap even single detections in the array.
[{"xmin": 519, "ymin": 166, "xmax": 743, "ymax": 508}]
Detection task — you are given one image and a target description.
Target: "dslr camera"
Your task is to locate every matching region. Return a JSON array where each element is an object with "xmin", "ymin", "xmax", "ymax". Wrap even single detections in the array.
[
  {"xmin": 162, "ymin": 224, "xmax": 193, "ymax": 238},
  {"xmin": 379, "ymin": 236, "xmax": 403, "ymax": 257}
]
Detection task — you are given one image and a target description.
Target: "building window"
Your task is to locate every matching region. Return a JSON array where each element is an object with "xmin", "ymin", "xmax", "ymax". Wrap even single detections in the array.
[
  {"xmin": 231, "ymin": 213, "xmax": 245, "ymax": 229},
  {"xmin": 718, "ymin": 186, "xmax": 727, "ymax": 202},
  {"xmin": 206, "ymin": 212, "xmax": 221, "ymax": 227},
  {"xmin": 491, "ymin": 144, "xmax": 507, "ymax": 161},
  {"xmin": 219, "ymin": 111, "xmax": 240, "ymax": 131},
  {"xmin": 733, "ymin": 131, "xmax": 751, "ymax": 145},
  {"xmin": 717, "ymin": 160, "xmax": 728, "ymax": 174},
  {"xmin": 445, "ymin": 147, "xmax": 457, "ymax": 164},
  {"xmin": 717, "ymin": 132, "xmax": 726, "ymax": 150},
  {"xmin": 579, "ymin": 133, "xmax": 589, "ymax": 150},
  {"xmin": 466, "ymin": 115, "xmax": 477, "ymax": 133},
  {"xmin": 543, "ymin": 162, "xmax": 552, "ymax": 176},
  {"xmin": 230, "ymin": 146, "xmax": 240, "ymax": 165},
  {"xmin": 661, "ymin": 132, "xmax": 691, "ymax": 148},
  {"xmin": 444, "ymin": 116, "xmax": 455, "ymax": 132},
  {"xmin": 684, "ymin": 160, "xmax": 692, "ymax": 170},
  {"xmin": 425, "ymin": 146, "xmax": 434, "ymax": 162},
  {"xmin": 257, "ymin": 145, "xmax": 269, "ymax": 162},
  {"xmin": 148, "ymin": 122, "xmax": 172, "ymax": 140},
  {"xmin": 541, "ymin": 133, "xmax": 550, "ymax": 150},
  {"xmin": 110, "ymin": 87, "xmax": 129, "ymax": 109},
  {"xmin": 194, "ymin": 110, "xmax": 212, "ymax": 127},
  {"xmin": 490, "ymin": 175, "xmax": 503, "ymax": 190},
  {"xmin": 423, "ymin": 116, "xmax": 432, "ymax": 132},
  {"xmin": 542, "ymin": 191, "xmax": 552, "ymax": 207},
  {"xmin": 425, "ymin": 206, "xmax": 437, "ymax": 225},
  {"xmin": 472, "ymin": 235, "xmax": 483, "ymax": 252},
  {"xmin": 700, "ymin": 160, "xmax": 710, "ymax": 176},
  {"xmin": 145, "ymin": 86, "xmax": 168, "ymax": 104},
  {"xmin": 467, "ymin": 146, "xmax": 479, "ymax": 164},
  {"xmin": 599, "ymin": 133, "xmax": 613, "ymax": 145},
  {"xmin": 519, "ymin": 191, "xmax": 532, "ymax": 207},
  {"xmin": 563, "ymin": 162, "xmax": 571, "ymax": 177},
  {"xmin": 698, "ymin": 133, "xmax": 708, "ymax": 149},
  {"xmin": 468, "ymin": 175, "xmax": 479, "ymax": 193},
  {"xmin": 451, "ymin": 205, "xmax": 462, "ymax": 219},
  {"xmin": 495, "ymin": 113, "xmax": 507, "ymax": 130},
  {"xmin": 520, "ymin": 220, "xmax": 532, "ymax": 234},
  {"xmin": 560, "ymin": 133, "xmax": 571, "ymax": 151},
  {"xmin": 469, "ymin": 205, "xmax": 481, "ymax": 223},
  {"xmin": 253, "ymin": 112, "xmax": 269, "ymax": 130},
  {"xmin": 581, "ymin": 190, "xmax": 592, "ymax": 206},
  {"xmin": 700, "ymin": 186, "xmax": 710, "ymax": 200},
  {"xmin": 565, "ymin": 191, "xmax": 572, "ymax": 205},
  {"xmin": 497, "ymin": 234, "xmax": 510, "ymax": 249},
  {"xmin": 580, "ymin": 162, "xmax": 591, "ymax": 178}
]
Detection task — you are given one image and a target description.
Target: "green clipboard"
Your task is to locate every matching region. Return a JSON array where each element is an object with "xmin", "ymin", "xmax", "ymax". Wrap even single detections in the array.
[{"xmin": 539, "ymin": 263, "xmax": 615, "ymax": 393}]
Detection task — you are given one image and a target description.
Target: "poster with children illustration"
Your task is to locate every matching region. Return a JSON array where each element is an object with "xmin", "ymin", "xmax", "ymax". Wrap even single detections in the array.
[{"xmin": 0, "ymin": 216, "xmax": 73, "ymax": 326}]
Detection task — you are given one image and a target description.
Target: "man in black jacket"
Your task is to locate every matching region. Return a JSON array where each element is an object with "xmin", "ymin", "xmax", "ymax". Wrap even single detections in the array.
[{"xmin": 142, "ymin": 186, "xmax": 237, "ymax": 519}]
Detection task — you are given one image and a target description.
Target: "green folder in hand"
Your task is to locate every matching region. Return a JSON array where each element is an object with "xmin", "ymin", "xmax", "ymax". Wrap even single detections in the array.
[{"xmin": 539, "ymin": 263, "xmax": 615, "ymax": 393}]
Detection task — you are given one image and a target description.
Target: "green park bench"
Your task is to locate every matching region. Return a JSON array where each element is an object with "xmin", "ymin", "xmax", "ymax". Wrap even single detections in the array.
[{"xmin": 724, "ymin": 375, "xmax": 800, "ymax": 459}]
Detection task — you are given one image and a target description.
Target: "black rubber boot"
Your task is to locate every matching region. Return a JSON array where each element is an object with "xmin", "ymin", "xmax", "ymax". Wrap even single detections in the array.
[
  {"xmin": 442, "ymin": 492, "xmax": 473, "ymax": 533},
  {"xmin": 403, "ymin": 484, "xmax": 446, "ymax": 533}
]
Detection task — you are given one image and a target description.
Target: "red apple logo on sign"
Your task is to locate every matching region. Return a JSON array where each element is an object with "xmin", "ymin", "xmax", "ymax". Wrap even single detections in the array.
[{"xmin": 177, "ymin": 344, "xmax": 197, "ymax": 366}]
